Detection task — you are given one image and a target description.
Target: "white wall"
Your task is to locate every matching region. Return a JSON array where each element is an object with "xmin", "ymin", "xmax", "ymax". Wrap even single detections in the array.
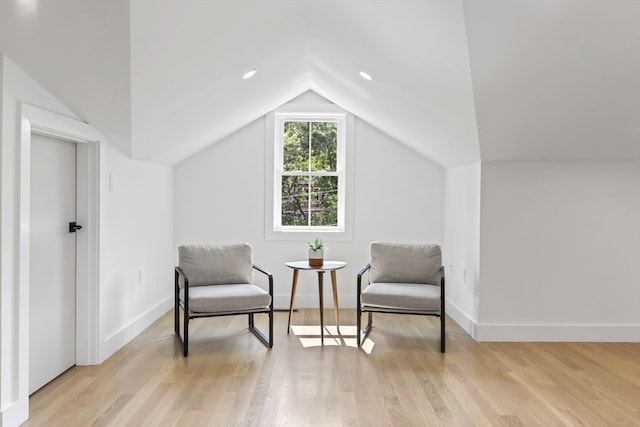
[
  {"xmin": 98, "ymin": 143, "xmax": 174, "ymax": 361},
  {"xmin": 0, "ymin": 55, "xmax": 173, "ymax": 427},
  {"xmin": 174, "ymin": 102, "xmax": 445, "ymax": 309},
  {"xmin": 443, "ymin": 163, "xmax": 481, "ymax": 337},
  {"xmin": 478, "ymin": 161, "xmax": 640, "ymax": 341}
]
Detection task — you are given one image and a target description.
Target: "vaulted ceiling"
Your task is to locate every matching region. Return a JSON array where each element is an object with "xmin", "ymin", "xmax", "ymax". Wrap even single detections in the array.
[{"xmin": 1, "ymin": 0, "xmax": 638, "ymax": 167}]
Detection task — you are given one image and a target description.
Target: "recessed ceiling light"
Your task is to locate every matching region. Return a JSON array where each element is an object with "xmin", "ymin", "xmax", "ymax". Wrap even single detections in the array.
[
  {"xmin": 242, "ymin": 69, "xmax": 257, "ymax": 80},
  {"xmin": 359, "ymin": 71, "xmax": 373, "ymax": 81}
]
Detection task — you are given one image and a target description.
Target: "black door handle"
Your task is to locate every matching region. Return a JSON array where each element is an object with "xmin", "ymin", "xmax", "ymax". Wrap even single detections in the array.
[{"xmin": 69, "ymin": 222, "xmax": 83, "ymax": 233}]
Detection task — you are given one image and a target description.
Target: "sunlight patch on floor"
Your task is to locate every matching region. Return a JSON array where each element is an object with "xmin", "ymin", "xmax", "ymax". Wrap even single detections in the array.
[
  {"xmin": 361, "ymin": 338, "xmax": 375, "ymax": 354},
  {"xmin": 290, "ymin": 324, "xmax": 375, "ymax": 352}
]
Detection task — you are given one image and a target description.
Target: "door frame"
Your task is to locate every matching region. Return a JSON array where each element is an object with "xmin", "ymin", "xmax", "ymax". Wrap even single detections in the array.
[{"xmin": 18, "ymin": 104, "xmax": 100, "ymax": 401}]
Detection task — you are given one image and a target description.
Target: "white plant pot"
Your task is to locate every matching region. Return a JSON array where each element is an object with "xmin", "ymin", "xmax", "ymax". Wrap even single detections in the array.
[{"xmin": 308, "ymin": 248, "xmax": 324, "ymax": 267}]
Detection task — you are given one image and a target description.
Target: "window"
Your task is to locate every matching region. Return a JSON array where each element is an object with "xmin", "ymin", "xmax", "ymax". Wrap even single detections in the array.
[{"xmin": 274, "ymin": 113, "xmax": 346, "ymax": 232}]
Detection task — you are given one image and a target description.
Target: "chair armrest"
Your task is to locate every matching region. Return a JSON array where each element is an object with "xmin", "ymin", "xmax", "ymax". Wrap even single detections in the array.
[
  {"xmin": 175, "ymin": 266, "xmax": 189, "ymax": 289},
  {"xmin": 357, "ymin": 263, "xmax": 371, "ymax": 293},
  {"xmin": 253, "ymin": 264, "xmax": 274, "ymax": 296},
  {"xmin": 175, "ymin": 266, "xmax": 190, "ymax": 310},
  {"xmin": 440, "ymin": 265, "xmax": 445, "ymax": 299},
  {"xmin": 252, "ymin": 264, "xmax": 271, "ymax": 277}
]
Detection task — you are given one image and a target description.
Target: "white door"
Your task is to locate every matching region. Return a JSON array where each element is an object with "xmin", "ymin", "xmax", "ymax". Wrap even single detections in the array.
[{"xmin": 29, "ymin": 134, "xmax": 77, "ymax": 394}]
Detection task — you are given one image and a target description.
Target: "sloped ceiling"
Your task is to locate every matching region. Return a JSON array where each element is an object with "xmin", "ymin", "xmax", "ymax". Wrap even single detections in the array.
[
  {"xmin": 129, "ymin": 0, "xmax": 480, "ymax": 165},
  {"xmin": 0, "ymin": 0, "xmax": 132, "ymax": 156},
  {"xmin": 1, "ymin": 1, "xmax": 638, "ymax": 166},
  {"xmin": 464, "ymin": 0, "xmax": 640, "ymax": 162}
]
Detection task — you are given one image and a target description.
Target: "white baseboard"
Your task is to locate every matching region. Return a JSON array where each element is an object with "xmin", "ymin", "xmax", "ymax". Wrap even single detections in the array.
[
  {"xmin": 475, "ymin": 323, "xmax": 640, "ymax": 342},
  {"xmin": 445, "ymin": 300, "xmax": 477, "ymax": 339},
  {"xmin": 273, "ymin": 295, "xmax": 640, "ymax": 342},
  {"xmin": 433, "ymin": 300, "xmax": 640, "ymax": 342},
  {"xmin": 100, "ymin": 296, "xmax": 172, "ymax": 363},
  {"xmin": 0, "ymin": 396, "xmax": 28, "ymax": 427}
]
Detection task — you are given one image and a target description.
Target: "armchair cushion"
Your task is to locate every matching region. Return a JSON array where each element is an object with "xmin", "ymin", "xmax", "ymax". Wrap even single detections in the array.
[
  {"xmin": 369, "ymin": 242, "xmax": 441, "ymax": 285},
  {"xmin": 361, "ymin": 283, "xmax": 441, "ymax": 313},
  {"xmin": 181, "ymin": 284, "xmax": 271, "ymax": 314},
  {"xmin": 179, "ymin": 243, "xmax": 254, "ymax": 286}
]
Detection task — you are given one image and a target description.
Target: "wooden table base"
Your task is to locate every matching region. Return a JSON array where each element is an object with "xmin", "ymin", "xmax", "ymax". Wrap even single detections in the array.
[{"xmin": 286, "ymin": 261, "xmax": 346, "ymax": 345}]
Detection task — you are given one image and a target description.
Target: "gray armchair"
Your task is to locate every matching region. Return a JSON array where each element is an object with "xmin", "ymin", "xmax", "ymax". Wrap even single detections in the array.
[
  {"xmin": 357, "ymin": 242, "xmax": 445, "ymax": 352},
  {"xmin": 174, "ymin": 243, "xmax": 273, "ymax": 356}
]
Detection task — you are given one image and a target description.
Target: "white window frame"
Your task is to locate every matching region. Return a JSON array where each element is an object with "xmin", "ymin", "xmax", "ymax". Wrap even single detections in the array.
[
  {"xmin": 275, "ymin": 113, "xmax": 346, "ymax": 232},
  {"xmin": 265, "ymin": 102, "xmax": 354, "ymax": 241}
]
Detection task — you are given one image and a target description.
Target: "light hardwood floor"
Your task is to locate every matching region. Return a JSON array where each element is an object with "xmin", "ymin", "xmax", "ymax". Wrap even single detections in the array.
[{"xmin": 24, "ymin": 310, "xmax": 639, "ymax": 426}]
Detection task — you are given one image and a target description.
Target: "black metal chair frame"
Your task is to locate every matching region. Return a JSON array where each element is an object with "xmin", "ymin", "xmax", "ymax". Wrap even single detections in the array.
[
  {"xmin": 356, "ymin": 264, "xmax": 445, "ymax": 353},
  {"xmin": 174, "ymin": 264, "xmax": 274, "ymax": 357}
]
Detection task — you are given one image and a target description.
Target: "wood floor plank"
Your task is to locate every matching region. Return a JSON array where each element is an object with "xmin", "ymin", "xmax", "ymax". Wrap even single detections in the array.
[{"xmin": 23, "ymin": 310, "xmax": 640, "ymax": 426}]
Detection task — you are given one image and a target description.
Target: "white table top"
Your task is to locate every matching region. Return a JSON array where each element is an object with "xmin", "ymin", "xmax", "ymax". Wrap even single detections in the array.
[{"xmin": 285, "ymin": 261, "xmax": 347, "ymax": 271}]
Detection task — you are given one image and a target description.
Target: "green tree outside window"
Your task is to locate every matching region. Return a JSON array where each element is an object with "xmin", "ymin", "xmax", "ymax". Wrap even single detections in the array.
[{"xmin": 281, "ymin": 121, "xmax": 338, "ymax": 227}]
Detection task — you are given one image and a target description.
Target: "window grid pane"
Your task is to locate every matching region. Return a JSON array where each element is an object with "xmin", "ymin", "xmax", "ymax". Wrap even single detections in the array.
[
  {"xmin": 281, "ymin": 175, "xmax": 309, "ymax": 226},
  {"xmin": 283, "ymin": 121, "xmax": 309, "ymax": 172},
  {"xmin": 310, "ymin": 121, "xmax": 337, "ymax": 172},
  {"xmin": 310, "ymin": 176, "xmax": 338, "ymax": 226}
]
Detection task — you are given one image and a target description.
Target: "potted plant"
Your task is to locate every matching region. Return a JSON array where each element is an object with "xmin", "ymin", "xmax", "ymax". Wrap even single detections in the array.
[{"xmin": 307, "ymin": 237, "xmax": 326, "ymax": 267}]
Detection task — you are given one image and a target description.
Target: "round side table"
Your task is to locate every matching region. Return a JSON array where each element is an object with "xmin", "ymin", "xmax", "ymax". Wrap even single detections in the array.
[{"xmin": 285, "ymin": 261, "xmax": 347, "ymax": 345}]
